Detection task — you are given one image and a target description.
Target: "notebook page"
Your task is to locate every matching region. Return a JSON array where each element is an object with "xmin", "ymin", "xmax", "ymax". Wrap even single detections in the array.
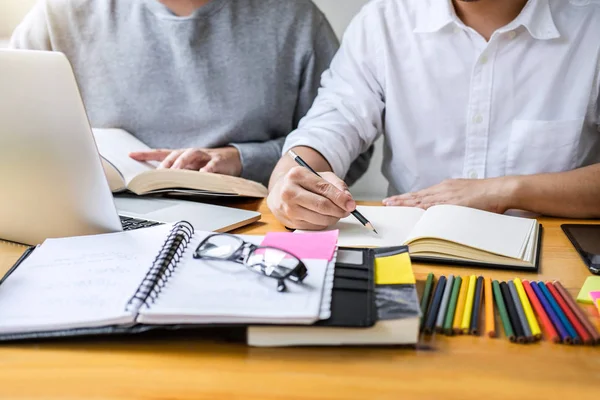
[
  {"xmin": 405, "ymin": 205, "xmax": 536, "ymax": 259},
  {"xmin": 138, "ymin": 233, "xmax": 328, "ymax": 325},
  {"xmin": 0, "ymin": 224, "xmax": 173, "ymax": 334},
  {"xmin": 301, "ymin": 206, "xmax": 425, "ymax": 248},
  {"xmin": 92, "ymin": 128, "xmax": 156, "ymax": 185}
]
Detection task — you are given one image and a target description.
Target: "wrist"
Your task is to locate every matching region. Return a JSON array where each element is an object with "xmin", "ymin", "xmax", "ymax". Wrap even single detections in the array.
[
  {"xmin": 223, "ymin": 146, "xmax": 242, "ymax": 176},
  {"xmin": 499, "ymin": 175, "xmax": 525, "ymax": 212}
]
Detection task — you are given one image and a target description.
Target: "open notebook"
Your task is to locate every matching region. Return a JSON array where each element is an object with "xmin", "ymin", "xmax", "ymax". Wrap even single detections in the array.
[
  {"xmin": 93, "ymin": 128, "xmax": 268, "ymax": 198},
  {"xmin": 0, "ymin": 224, "xmax": 329, "ymax": 337},
  {"xmin": 309, "ymin": 205, "xmax": 542, "ymax": 271}
]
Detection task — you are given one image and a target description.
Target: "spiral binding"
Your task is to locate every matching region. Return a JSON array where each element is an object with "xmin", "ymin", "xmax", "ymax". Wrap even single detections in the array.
[{"xmin": 125, "ymin": 221, "xmax": 194, "ymax": 313}]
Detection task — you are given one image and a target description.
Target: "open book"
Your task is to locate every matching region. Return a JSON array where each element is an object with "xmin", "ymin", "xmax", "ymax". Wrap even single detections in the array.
[
  {"xmin": 93, "ymin": 129, "xmax": 268, "ymax": 198},
  {"xmin": 312, "ymin": 205, "xmax": 542, "ymax": 271}
]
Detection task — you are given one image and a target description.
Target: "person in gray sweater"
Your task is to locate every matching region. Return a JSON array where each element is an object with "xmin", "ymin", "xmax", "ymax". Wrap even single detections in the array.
[{"xmin": 11, "ymin": 0, "xmax": 372, "ymax": 186}]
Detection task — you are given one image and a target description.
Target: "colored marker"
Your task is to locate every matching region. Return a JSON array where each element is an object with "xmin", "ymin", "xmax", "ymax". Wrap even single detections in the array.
[
  {"xmin": 532, "ymin": 281, "xmax": 570, "ymax": 344},
  {"xmin": 453, "ymin": 276, "xmax": 470, "ymax": 334},
  {"xmin": 492, "ymin": 280, "xmax": 515, "ymax": 342},
  {"xmin": 443, "ymin": 276, "xmax": 462, "ymax": 335},
  {"xmin": 553, "ymin": 281, "xmax": 600, "ymax": 345},
  {"xmin": 509, "ymin": 281, "xmax": 533, "ymax": 341},
  {"xmin": 522, "ymin": 280, "xmax": 559, "ymax": 343},
  {"xmin": 539, "ymin": 282, "xmax": 578, "ymax": 344},
  {"xmin": 547, "ymin": 282, "xmax": 591, "ymax": 345},
  {"xmin": 461, "ymin": 275, "xmax": 477, "ymax": 334},
  {"xmin": 514, "ymin": 278, "xmax": 542, "ymax": 340},
  {"xmin": 423, "ymin": 276, "xmax": 447, "ymax": 335}
]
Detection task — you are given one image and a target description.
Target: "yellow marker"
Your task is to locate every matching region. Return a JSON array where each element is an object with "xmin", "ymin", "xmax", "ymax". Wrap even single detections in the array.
[
  {"xmin": 452, "ymin": 275, "xmax": 470, "ymax": 334},
  {"xmin": 375, "ymin": 253, "xmax": 415, "ymax": 285},
  {"xmin": 514, "ymin": 278, "xmax": 542, "ymax": 339},
  {"xmin": 461, "ymin": 275, "xmax": 477, "ymax": 334}
]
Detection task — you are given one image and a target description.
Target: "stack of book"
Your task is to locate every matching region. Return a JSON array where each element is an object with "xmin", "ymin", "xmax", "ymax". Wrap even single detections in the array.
[{"xmin": 0, "ymin": 223, "xmax": 421, "ymax": 346}]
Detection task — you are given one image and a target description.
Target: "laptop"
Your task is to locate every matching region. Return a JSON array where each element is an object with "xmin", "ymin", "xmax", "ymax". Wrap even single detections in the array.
[{"xmin": 0, "ymin": 49, "xmax": 261, "ymax": 245}]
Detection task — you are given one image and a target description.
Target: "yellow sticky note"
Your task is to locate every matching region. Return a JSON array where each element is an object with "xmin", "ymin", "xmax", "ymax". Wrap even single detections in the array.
[
  {"xmin": 596, "ymin": 299, "xmax": 600, "ymax": 314},
  {"xmin": 576, "ymin": 276, "xmax": 600, "ymax": 304},
  {"xmin": 375, "ymin": 253, "xmax": 415, "ymax": 285}
]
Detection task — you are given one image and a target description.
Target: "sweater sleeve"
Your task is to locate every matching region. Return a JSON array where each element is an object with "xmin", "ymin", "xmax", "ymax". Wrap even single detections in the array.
[
  {"xmin": 9, "ymin": 1, "xmax": 53, "ymax": 50},
  {"xmin": 231, "ymin": 13, "xmax": 340, "ymax": 187}
]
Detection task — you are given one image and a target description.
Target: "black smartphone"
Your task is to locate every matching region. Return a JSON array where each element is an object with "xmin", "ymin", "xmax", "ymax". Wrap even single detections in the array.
[{"xmin": 561, "ymin": 224, "xmax": 600, "ymax": 275}]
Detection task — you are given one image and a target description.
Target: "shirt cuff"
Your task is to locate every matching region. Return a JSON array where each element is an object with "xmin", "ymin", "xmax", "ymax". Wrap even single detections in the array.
[{"xmin": 282, "ymin": 132, "xmax": 350, "ymax": 178}]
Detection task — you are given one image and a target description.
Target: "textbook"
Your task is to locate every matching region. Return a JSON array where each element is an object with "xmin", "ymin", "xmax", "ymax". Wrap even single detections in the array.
[
  {"xmin": 248, "ymin": 247, "xmax": 421, "ymax": 347},
  {"xmin": 312, "ymin": 205, "xmax": 542, "ymax": 271},
  {"xmin": 93, "ymin": 129, "xmax": 268, "ymax": 198}
]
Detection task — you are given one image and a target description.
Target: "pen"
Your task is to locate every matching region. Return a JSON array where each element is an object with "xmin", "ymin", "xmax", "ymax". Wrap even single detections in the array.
[{"xmin": 287, "ymin": 150, "xmax": 378, "ymax": 234}]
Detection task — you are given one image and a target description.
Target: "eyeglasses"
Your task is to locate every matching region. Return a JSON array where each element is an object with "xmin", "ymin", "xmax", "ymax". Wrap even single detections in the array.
[{"xmin": 193, "ymin": 233, "xmax": 308, "ymax": 292}]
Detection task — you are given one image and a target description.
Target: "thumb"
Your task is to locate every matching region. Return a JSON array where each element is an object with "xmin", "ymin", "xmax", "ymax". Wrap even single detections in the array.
[{"xmin": 319, "ymin": 173, "xmax": 356, "ymax": 212}]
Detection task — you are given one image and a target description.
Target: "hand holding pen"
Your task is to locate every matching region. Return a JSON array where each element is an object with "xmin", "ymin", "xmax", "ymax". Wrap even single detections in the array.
[{"xmin": 267, "ymin": 149, "xmax": 377, "ymax": 233}]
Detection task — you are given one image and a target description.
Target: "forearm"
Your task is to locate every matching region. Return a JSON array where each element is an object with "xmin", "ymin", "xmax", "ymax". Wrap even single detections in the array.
[
  {"xmin": 268, "ymin": 146, "xmax": 332, "ymax": 191},
  {"xmin": 508, "ymin": 164, "xmax": 600, "ymax": 218}
]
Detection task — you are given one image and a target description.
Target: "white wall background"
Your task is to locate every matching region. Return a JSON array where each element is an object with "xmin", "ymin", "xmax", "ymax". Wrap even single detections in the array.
[{"xmin": 0, "ymin": 0, "xmax": 387, "ymax": 199}]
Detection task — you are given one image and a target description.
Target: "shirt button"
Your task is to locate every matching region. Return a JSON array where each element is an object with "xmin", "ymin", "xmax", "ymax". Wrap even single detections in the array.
[
  {"xmin": 453, "ymin": 26, "xmax": 462, "ymax": 34},
  {"xmin": 469, "ymin": 171, "xmax": 479, "ymax": 179},
  {"xmin": 480, "ymin": 55, "xmax": 488, "ymax": 64},
  {"xmin": 507, "ymin": 31, "xmax": 517, "ymax": 40},
  {"xmin": 473, "ymin": 114, "xmax": 484, "ymax": 124}
]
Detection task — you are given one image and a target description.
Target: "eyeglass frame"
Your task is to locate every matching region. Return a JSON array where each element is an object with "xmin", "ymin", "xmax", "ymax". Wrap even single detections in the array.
[{"xmin": 192, "ymin": 233, "xmax": 308, "ymax": 292}]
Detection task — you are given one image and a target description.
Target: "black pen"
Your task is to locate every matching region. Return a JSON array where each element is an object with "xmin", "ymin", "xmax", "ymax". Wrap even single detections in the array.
[{"xmin": 287, "ymin": 150, "xmax": 378, "ymax": 234}]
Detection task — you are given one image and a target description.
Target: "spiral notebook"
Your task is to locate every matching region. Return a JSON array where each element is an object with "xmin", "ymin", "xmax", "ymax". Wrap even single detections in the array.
[{"xmin": 0, "ymin": 223, "xmax": 330, "ymax": 339}]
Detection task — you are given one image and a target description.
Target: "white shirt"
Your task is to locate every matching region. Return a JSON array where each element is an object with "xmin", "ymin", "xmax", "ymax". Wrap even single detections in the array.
[{"xmin": 283, "ymin": 0, "xmax": 600, "ymax": 196}]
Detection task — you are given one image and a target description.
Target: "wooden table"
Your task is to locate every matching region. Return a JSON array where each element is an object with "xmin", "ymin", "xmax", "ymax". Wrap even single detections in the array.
[{"xmin": 0, "ymin": 200, "xmax": 598, "ymax": 400}]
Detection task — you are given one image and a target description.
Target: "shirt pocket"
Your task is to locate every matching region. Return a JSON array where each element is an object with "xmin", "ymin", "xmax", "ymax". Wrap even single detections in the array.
[{"xmin": 506, "ymin": 118, "xmax": 584, "ymax": 175}]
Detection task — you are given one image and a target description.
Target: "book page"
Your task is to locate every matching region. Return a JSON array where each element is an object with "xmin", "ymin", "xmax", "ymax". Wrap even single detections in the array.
[
  {"xmin": 0, "ymin": 224, "xmax": 173, "ymax": 334},
  {"xmin": 92, "ymin": 128, "xmax": 156, "ymax": 186},
  {"xmin": 405, "ymin": 205, "xmax": 536, "ymax": 260},
  {"xmin": 138, "ymin": 233, "xmax": 328, "ymax": 325},
  {"xmin": 300, "ymin": 206, "xmax": 425, "ymax": 248}
]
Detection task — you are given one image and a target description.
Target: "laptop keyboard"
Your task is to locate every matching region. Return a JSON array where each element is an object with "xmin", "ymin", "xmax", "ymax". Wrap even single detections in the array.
[{"xmin": 119, "ymin": 216, "xmax": 163, "ymax": 231}]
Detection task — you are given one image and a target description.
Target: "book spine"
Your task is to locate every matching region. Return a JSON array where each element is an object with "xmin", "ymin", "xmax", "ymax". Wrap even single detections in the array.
[{"xmin": 125, "ymin": 221, "xmax": 194, "ymax": 312}]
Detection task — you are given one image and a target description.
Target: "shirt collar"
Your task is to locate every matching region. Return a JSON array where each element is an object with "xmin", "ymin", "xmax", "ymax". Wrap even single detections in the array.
[
  {"xmin": 504, "ymin": 0, "xmax": 561, "ymax": 40},
  {"xmin": 413, "ymin": 0, "xmax": 457, "ymax": 34},
  {"xmin": 413, "ymin": 0, "xmax": 561, "ymax": 40}
]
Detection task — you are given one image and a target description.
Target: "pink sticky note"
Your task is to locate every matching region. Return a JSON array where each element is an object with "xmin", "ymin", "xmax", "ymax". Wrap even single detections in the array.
[
  {"xmin": 261, "ymin": 230, "xmax": 339, "ymax": 261},
  {"xmin": 590, "ymin": 291, "xmax": 600, "ymax": 304}
]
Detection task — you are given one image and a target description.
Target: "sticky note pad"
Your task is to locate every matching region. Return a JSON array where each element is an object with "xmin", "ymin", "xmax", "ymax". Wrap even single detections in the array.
[
  {"xmin": 576, "ymin": 277, "xmax": 600, "ymax": 304},
  {"xmin": 375, "ymin": 253, "xmax": 415, "ymax": 285},
  {"xmin": 590, "ymin": 291, "xmax": 600, "ymax": 305},
  {"xmin": 261, "ymin": 230, "xmax": 339, "ymax": 261}
]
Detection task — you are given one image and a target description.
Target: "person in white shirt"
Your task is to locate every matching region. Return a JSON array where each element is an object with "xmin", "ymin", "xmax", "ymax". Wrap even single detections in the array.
[{"xmin": 267, "ymin": 0, "xmax": 600, "ymax": 230}]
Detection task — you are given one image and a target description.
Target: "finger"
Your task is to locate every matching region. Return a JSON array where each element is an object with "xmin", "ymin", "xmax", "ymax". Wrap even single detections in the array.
[
  {"xmin": 172, "ymin": 149, "xmax": 210, "ymax": 170},
  {"xmin": 289, "ymin": 168, "xmax": 355, "ymax": 212},
  {"xmin": 322, "ymin": 172, "xmax": 350, "ymax": 193},
  {"xmin": 129, "ymin": 150, "xmax": 173, "ymax": 162},
  {"xmin": 158, "ymin": 150, "xmax": 184, "ymax": 169},
  {"xmin": 200, "ymin": 159, "xmax": 220, "ymax": 174},
  {"xmin": 293, "ymin": 189, "xmax": 351, "ymax": 219},
  {"xmin": 288, "ymin": 205, "xmax": 342, "ymax": 228},
  {"xmin": 384, "ymin": 197, "xmax": 423, "ymax": 207},
  {"xmin": 384, "ymin": 192, "xmax": 415, "ymax": 203}
]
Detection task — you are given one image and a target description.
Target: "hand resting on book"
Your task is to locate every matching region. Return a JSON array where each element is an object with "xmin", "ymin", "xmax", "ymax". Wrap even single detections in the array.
[
  {"xmin": 383, "ymin": 177, "xmax": 518, "ymax": 214},
  {"xmin": 130, "ymin": 147, "xmax": 242, "ymax": 177}
]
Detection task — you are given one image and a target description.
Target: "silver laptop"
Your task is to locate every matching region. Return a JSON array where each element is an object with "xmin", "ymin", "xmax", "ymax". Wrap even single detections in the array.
[{"xmin": 0, "ymin": 49, "xmax": 261, "ymax": 245}]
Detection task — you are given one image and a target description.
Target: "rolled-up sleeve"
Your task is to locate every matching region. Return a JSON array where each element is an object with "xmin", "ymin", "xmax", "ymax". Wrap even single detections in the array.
[{"xmin": 282, "ymin": 9, "xmax": 385, "ymax": 178}]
